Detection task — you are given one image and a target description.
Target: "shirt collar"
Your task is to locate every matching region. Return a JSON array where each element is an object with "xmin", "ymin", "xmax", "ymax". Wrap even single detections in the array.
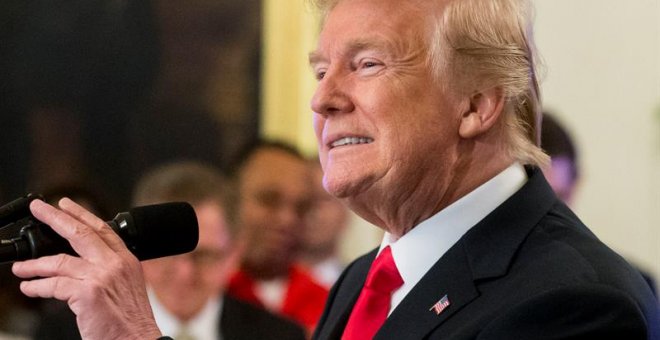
[
  {"xmin": 148, "ymin": 288, "xmax": 222, "ymax": 340},
  {"xmin": 380, "ymin": 163, "xmax": 528, "ymax": 312}
]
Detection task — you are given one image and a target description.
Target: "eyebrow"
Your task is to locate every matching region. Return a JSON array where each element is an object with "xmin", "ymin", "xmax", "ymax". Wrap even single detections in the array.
[
  {"xmin": 309, "ymin": 38, "xmax": 391, "ymax": 66},
  {"xmin": 308, "ymin": 51, "xmax": 325, "ymax": 66}
]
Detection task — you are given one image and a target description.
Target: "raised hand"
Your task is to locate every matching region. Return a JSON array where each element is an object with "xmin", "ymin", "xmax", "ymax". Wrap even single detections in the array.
[{"xmin": 12, "ymin": 198, "xmax": 162, "ymax": 340}]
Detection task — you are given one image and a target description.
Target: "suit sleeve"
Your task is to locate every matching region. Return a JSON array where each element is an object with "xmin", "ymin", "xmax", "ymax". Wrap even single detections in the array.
[{"xmin": 477, "ymin": 284, "xmax": 651, "ymax": 340}]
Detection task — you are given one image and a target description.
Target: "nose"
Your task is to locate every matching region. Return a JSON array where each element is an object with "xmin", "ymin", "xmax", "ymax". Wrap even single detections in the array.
[
  {"xmin": 310, "ymin": 71, "xmax": 354, "ymax": 116},
  {"xmin": 275, "ymin": 204, "xmax": 301, "ymax": 230}
]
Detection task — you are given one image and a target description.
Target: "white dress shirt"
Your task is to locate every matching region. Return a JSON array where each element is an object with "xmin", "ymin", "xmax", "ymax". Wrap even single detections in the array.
[
  {"xmin": 381, "ymin": 163, "xmax": 528, "ymax": 314},
  {"xmin": 148, "ymin": 289, "xmax": 222, "ymax": 340},
  {"xmin": 310, "ymin": 257, "xmax": 345, "ymax": 288}
]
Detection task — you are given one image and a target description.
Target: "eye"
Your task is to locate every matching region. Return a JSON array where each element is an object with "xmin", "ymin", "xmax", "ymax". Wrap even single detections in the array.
[
  {"xmin": 356, "ymin": 58, "xmax": 383, "ymax": 75},
  {"xmin": 362, "ymin": 61, "xmax": 377, "ymax": 68},
  {"xmin": 254, "ymin": 191, "xmax": 282, "ymax": 209},
  {"xmin": 312, "ymin": 64, "xmax": 328, "ymax": 81}
]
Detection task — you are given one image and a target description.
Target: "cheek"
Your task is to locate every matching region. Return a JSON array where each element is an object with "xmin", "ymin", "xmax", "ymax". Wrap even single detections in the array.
[
  {"xmin": 240, "ymin": 201, "xmax": 264, "ymax": 230},
  {"xmin": 314, "ymin": 115, "xmax": 329, "ymax": 167},
  {"xmin": 313, "ymin": 114, "xmax": 325, "ymax": 140}
]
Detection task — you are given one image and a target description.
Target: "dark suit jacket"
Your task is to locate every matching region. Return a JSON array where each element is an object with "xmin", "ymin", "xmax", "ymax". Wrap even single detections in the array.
[
  {"xmin": 35, "ymin": 294, "xmax": 306, "ymax": 340},
  {"xmin": 313, "ymin": 168, "xmax": 660, "ymax": 340}
]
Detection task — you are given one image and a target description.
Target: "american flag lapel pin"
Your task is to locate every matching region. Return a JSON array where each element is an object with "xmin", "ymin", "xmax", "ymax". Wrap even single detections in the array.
[{"xmin": 429, "ymin": 294, "xmax": 451, "ymax": 315}]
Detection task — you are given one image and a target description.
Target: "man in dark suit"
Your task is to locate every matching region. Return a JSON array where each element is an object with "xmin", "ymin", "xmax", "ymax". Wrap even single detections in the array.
[
  {"xmin": 11, "ymin": 0, "xmax": 660, "ymax": 338},
  {"xmin": 34, "ymin": 162, "xmax": 305, "ymax": 340},
  {"xmin": 308, "ymin": 0, "xmax": 660, "ymax": 339}
]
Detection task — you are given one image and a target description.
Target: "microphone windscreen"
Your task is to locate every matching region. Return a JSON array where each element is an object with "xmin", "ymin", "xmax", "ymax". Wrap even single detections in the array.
[{"xmin": 128, "ymin": 202, "xmax": 198, "ymax": 260}]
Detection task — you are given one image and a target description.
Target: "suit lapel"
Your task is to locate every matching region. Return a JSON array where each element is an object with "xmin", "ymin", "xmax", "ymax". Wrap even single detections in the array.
[
  {"xmin": 377, "ymin": 167, "xmax": 558, "ymax": 338},
  {"xmin": 315, "ymin": 249, "xmax": 378, "ymax": 340},
  {"xmin": 376, "ymin": 244, "xmax": 478, "ymax": 339}
]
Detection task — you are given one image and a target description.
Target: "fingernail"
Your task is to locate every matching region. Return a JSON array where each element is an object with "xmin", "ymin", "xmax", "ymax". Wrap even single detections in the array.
[{"xmin": 30, "ymin": 199, "xmax": 45, "ymax": 208}]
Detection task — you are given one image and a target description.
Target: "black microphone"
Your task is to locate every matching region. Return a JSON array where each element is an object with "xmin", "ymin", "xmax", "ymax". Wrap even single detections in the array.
[
  {"xmin": 0, "ymin": 202, "xmax": 199, "ymax": 263},
  {"xmin": 0, "ymin": 194, "xmax": 41, "ymax": 231}
]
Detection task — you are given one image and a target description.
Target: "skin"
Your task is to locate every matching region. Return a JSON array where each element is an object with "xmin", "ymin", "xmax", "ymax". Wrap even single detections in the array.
[
  {"xmin": 12, "ymin": 198, "xmax": 162, "ymax": 340},
  {"xmin": 300, "ymin": 161, "xmax": 349, "ymax": 263},
  {"xmin": 310, "ymin": 0, "xmax": 513, "ymax": 238},
  {"xmin": 10, "ymin": 1, "xmax": 517, "ymax": 337},
  {"xmin": 237, "ymin": 147, "xmax": 313, "ymax": 279},
  {"xmin": 142, "ymin": 200, "xmax": 239, "ymax": 322}
]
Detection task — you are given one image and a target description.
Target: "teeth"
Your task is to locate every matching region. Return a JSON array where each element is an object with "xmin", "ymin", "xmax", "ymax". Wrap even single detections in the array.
[{"xmin": 331, "ymin": 136, "xmax": 374, "ymax": 147}]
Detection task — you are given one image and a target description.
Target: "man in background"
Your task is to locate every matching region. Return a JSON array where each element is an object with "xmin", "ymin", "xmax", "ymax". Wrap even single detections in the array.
[
  {"xmin": 226, "ymin": 140, "xmax": 328, "ymax": 332},
  {"xmin": 35, "ymin": 161, "xmax": 305, "ymax": 340},
  {"xmin": 541, "ymin": 112, "xmax": 658, "ymax": 297},
  {"xmin": 540, "ymin": 113, "xmax": 580, "ymax": 205},
  {"xmin": 298, "ymin": 157, "xmax": 348, "ymax": 288}
]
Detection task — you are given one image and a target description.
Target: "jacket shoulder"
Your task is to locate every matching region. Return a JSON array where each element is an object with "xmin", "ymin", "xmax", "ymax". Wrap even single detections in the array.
[{"xmin": 222, "ymin": 295, "xmax": 306, "ymax": 340}]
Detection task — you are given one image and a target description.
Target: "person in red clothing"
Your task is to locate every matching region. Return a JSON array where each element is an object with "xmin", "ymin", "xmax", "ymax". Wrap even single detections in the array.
[{"xmin": 227, "ymin": 140, "xmax": 329, "ymax": 332}]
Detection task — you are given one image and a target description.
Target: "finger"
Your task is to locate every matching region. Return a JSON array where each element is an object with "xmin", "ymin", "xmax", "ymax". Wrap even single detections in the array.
[
  {"xmin": 58, "ymin": 198, "xmax": 127, "ymax": 254},
  {"xmin": 12, "ymin": 253, "xmax": 90, "ymax": 280},
  {"xmin": 19, "ymin": 276, "xmax": 82, "ymax": 301},
  {"xmin": 57, "ymin": 198, "xmax": 108, "ymax": 233},
  {"xmin": 29, "ymin": 199, "xmax": 114, "ymax": 261}
]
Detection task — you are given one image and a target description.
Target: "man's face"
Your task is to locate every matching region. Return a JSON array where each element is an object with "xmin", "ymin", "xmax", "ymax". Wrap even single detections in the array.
[
  {"xmin": 237, "ymin": 148, "xmax": 312, "ymax": 276},
  {"xmin": 142, "ymin": 201, "xmax": 236, "ymax": 321},
  {"xmin": 310, "ymin": 0, "xmax": 461, "ymax": 207}
]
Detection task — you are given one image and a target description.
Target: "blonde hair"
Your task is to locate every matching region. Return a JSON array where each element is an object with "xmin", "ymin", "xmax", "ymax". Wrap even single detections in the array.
[
  {"xmin": 432, "ymin": 0, "xmax": 548, "ymax": 166},
  {"xmin": 310, "ymin": 0, "xmax": 549, "ymax": 166}
]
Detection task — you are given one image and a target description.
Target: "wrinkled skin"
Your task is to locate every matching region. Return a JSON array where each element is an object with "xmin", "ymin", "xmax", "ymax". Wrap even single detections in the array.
[{"xmin": 12, "ymin": 198, "xmax": 162, "ymax": 340}]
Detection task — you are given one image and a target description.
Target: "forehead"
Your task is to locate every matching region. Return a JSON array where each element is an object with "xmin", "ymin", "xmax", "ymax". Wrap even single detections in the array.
[
  {"xmin": 312, "ymin": 0, "xmax": 435, "ymax": 58},
  {"xmin": 241, "ymin": 148, "xmax": 310, "ymax": 194},
  {"xmin": 195, "ymin": 201, "xmax": 228, "ymax": 246}
]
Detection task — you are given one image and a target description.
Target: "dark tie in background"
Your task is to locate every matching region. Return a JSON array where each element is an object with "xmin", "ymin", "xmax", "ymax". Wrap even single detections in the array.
[{"xmin": 342, "ymin": 246, "xmax": 403, "ymax": 339}]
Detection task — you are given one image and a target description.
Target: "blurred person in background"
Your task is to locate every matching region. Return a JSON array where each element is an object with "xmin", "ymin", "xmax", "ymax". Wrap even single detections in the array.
[
  {"xmin": 540, "ymin": 113, "xmax": 580, "ymax": 206},
  {"xmin": 226, "ymin": 140, "xmax": 329, "ymax": 333},
  {"xmin": 298, "ymin": 157, "xmax": 349, "ymax": 288},
  {"xmin": 34, "ymin": 162, "xmax": 305, "ymax": 340},
  {"xmin": 541, "ymin": 112, "xmax": 657, "ymax": 297}
]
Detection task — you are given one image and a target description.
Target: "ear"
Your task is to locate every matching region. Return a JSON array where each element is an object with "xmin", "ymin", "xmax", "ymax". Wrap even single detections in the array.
[{"xmin": 458, "ymin": 87, "xmax": 505, "ymax": 139}]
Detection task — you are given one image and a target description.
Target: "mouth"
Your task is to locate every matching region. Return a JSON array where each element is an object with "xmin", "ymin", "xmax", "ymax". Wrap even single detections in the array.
[{"xmin": 329, "ymin": 136, "xmax": 374, "ymax": 149}]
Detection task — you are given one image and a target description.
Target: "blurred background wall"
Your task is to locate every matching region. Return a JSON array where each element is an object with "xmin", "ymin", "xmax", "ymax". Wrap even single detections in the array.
[
  {"xmin": 534, "ymin": 0, "xmax": 659, "ymax": 285},
  {"xmin": 0, "ymin": 0, "xmax": 261, "ymax": 214}
]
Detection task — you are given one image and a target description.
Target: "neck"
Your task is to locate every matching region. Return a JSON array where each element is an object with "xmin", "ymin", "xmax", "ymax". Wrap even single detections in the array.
[
  {"xmin": 299, "ymin": 245, "xmax": 337, "ymax": 266},
  {"xmin": 347, "ymin": 139, "xmax": 513, "ymax": 239},
  {"xmin": 242, "ymin": 260, "xmax": 290, "ymax": 280}
]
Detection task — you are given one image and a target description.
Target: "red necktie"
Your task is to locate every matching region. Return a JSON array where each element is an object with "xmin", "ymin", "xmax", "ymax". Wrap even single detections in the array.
[{"xmin": 342, "ymin": 246, "xmax": 403, "ymax": 340}]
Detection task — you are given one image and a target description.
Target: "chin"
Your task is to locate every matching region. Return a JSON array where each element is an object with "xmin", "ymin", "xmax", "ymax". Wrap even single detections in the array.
[
  {"xmin": 174, "ymin": 303, "xmax": 205, "ymax": 321},
  {"xmin": 323, "ymin": 173, "xmax": 376, "ymax": 201},
  {"xmin": 323, "ymin": 175, "xmax": 354, "ymax": 199}
]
